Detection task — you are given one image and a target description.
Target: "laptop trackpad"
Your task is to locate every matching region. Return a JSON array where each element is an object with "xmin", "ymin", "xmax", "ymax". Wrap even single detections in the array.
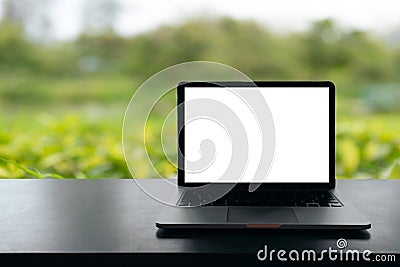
[{"xmin": 228, "ymin": 208, "xmax": 298, "ymax": 223}]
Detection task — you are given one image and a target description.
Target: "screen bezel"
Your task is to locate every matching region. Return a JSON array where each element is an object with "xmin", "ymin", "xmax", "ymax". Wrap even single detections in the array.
[{"xmin": 177, "ymin": 81, "xmax": 336, "ymax": 190}]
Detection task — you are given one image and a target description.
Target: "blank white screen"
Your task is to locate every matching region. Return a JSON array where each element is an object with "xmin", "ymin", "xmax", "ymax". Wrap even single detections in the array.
[{"xmin": 184, "ymin": 87, "xmax": 330, "ymax": 183}]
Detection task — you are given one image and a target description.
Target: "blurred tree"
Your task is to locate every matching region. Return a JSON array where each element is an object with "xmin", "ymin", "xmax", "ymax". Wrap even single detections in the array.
[
  {"xmin": 1, "ymin": 0, "xmax": 52, "ymax": 41},
  {"xmin": 0, "ymin": 21, "xmax": 36, "ymax": 71},
  {"xmin": 123, "ymin": 18, "xmax": 296, "ymax": 80},
  {"xmin": 0, "ymin": 15, "xmax": 399, "ymax": 83},
  {"xmin": 342, "ymin": 30, "xmax": 393, "ymax": 83},
  {"xmin": 1, "ymin": 0, "xmax": 28, "ymax": 26},
  {"xmin": 75, "ymin": 33, "xmax": 127, "ymax": 73},
  {"xmin": 395, "ymin": 48, "xmax": 400, "ymax": 76},
  {"xmin": 302, "ymin": 19, "xmax": 344, "ymax": 76},
  {"xmin": 82, "ymin": 0, "xmax": 120, "ymax": 34}
]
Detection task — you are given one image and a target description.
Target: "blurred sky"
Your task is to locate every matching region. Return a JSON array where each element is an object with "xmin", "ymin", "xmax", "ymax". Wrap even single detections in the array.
[{"xmin": 1, "ymin": 0, "xmax": 400, "ymax": 40}]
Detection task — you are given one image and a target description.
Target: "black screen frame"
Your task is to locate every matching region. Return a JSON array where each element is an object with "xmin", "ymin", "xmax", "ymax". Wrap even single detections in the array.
[{"xmin": 177, "ymin": 81, "xmax": 336, "ymax": 190}]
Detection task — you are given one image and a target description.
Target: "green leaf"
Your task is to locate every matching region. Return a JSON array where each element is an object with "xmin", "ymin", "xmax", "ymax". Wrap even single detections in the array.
[
  {"xmin": 0, "ymin": 157, "xmax": 63, "ymax": 178},
  {"xmin": 338, "ymin": 139, "xmax": 360, "ymax": 176},
  {"xmin": 387, "ymin": 159, "xmax": 400, "ymax": 179}
]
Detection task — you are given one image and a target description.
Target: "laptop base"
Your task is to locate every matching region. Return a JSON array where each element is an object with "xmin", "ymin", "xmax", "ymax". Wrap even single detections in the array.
[{"xmin": 156, "ymin": 205, "xmax": 371, "ymax": 230}]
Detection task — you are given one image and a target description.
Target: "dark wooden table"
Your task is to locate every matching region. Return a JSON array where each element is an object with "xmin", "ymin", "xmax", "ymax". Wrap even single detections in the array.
[{"xmin": 0, "ymin": 179, "xmax": 399, "ymax": 258}]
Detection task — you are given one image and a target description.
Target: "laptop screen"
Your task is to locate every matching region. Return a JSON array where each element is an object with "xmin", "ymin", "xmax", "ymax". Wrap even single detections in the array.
[{"xmin": 183, "ymin": 85, "xmax": 331, "ymax": 184}]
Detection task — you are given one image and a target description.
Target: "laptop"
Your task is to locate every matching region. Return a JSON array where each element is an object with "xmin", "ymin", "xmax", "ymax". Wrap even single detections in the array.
[{"xmin": 156, "ymin": 81, "xmax": 371, "ymax": 229}]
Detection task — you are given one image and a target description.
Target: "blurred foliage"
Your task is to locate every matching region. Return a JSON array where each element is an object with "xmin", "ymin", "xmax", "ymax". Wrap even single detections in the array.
[
  {"xmin": 0, "ymin": 105, "xmax": 131, "ymax": 178},
  {"xmin": 336, "ymin": 115, "xmax": 400, "ymax": 178},
  {"xmin": 1, "ymin": 16, "xmax": 400, "ymax": 178}
]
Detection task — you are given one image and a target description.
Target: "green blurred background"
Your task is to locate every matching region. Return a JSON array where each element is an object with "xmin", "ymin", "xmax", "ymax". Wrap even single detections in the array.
[{"xmin": 1, "ymin": 0, "xmax": 400, "ymax": 179}]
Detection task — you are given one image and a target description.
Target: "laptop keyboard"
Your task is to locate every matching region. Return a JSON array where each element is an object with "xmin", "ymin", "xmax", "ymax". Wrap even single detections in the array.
[{"xmin": 178, "ymin": 190, "xmax": 343, "ymax": 207}]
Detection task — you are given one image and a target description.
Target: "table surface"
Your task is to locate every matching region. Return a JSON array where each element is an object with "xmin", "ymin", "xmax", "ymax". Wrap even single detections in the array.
[{"xmin": 0, "ymin": 179, "xmax": 399, "ymax": 254}]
